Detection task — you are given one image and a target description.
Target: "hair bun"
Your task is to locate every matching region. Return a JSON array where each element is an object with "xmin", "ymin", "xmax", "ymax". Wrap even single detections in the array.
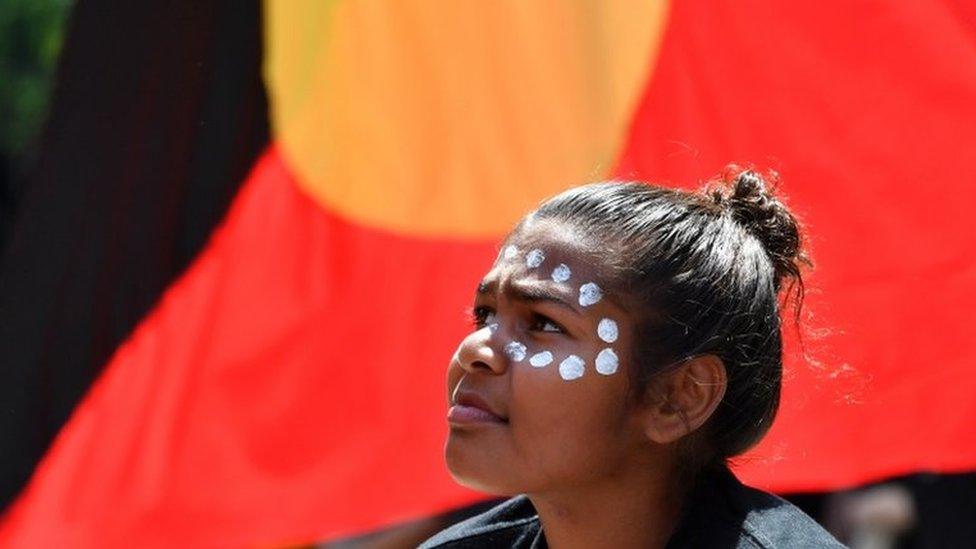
[{"xmin": 710, "ymin": 168, "xmax": 810, "ymax": 291}]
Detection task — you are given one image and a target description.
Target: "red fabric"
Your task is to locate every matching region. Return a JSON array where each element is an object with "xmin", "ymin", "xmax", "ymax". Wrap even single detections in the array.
[
  {"xmin": 615, "ymin": 0, "xmax": 976, "ymax": 490},
  {"xmin": 0, "ymin": 149, "xmax": 488, "ymax": 548}
]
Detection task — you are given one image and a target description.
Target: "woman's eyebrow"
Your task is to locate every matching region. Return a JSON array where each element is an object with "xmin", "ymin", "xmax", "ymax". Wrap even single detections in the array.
[
  {"xmin": 508, "ymin": 281, "xmax": 579, "ymax": 313},
  {"xmin": 476, "ymin": 279, "xmax": 580, "ymax": 314}
]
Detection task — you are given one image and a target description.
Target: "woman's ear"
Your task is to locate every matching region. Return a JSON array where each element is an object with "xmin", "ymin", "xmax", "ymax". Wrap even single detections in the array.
[{"xmin": 640, "ymin": 355, "xmax": 728, "ymax": 445}]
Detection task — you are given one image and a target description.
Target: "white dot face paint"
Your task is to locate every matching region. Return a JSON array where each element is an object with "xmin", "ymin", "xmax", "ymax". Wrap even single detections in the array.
[
  {"xmin": 487, "ymin": 323, "xmax": 499, "ymax": 333},
  {"xmin": 551, "ymin": 263, "xmax": 571, "ymax": 283},
  {"xmin": 578, "ymin": 282, "xmax": 603, "ymax": 307},
  {"xmin": 529, "ymin": 351, "xmax": 553, "ymax": 368},
  {"xmin": 504, "ymin": 341, "xmax": 527, "ymax": 362},
  {"xmin": 503, "ymin": 245, "xmax": 519, "ymax": 260},
  {"xmin": 597, "ymin": 318, "xmax": 618, "ymax": 343},
  {"xmin": 558, "ymin": 355, "xmax": 586, "ymax": 380},
  {"xmin": 595, "ymin": 348, "xmax": 619, "ymax": 375},
  {"xmin": 525, "ymin": 248, "xmax": 545, "ymax": 268}
]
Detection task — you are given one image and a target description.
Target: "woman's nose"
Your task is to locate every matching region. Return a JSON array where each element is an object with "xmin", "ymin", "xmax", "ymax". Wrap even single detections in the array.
[{"xmin": 457, "ymin": 325, "xmax": 508, "ymax": 375}]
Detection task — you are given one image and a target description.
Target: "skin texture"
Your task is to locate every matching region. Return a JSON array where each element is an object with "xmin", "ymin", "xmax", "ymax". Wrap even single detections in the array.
[{"xmin": 445, "ymin": 219, "xmax": 728, "ymax": 549}]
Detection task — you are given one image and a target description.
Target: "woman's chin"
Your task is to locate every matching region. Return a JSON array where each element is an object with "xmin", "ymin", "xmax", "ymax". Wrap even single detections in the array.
[
  {"xmin": 450, "ymin": 472, "xmax": 504, "ymax": 495},
  {"xmin": 445, "ymin": 445, "xmax": 518, "ymax": 495}
]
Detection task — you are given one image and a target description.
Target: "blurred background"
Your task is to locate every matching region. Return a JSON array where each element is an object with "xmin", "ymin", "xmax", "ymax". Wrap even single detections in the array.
[{"xmin": 0, "ymin": 1, "xmax": 974, "ymax": 547}]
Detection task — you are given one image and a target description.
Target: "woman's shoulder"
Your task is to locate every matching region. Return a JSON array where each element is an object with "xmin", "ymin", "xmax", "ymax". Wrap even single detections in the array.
[
  {"xmin": 418, "ymin": 495, "xmax": 543, "ymax": 549},
  {"xmin": 668, "ymin": 466, "xmax": 847, "ymax": 548},
  {"xmin": 419, "ymin": 468, "xmax": 847, "ymax": 549}
]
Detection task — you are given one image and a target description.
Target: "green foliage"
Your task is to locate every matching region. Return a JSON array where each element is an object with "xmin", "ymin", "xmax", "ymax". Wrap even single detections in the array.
[{"xmin": 0, "ymin": 0, "xmax": 72, "ymax": 159}]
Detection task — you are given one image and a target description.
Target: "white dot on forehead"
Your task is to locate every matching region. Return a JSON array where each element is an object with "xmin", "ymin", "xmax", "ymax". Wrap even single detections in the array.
[
  {"xmin": 558, "ymin": 355, "xmax": 586, "ymax": 381},
  {"xmin": 551, "ymin": 263, "xmax": 571, "ymax": 283},
  {"xmin": 597, "ymin": 318, "xmax": 618, "ymax": 343},
  {"xmin": 529, "ymin": 351, "xmax": 553, "ymax": 368},
  {"xmin": 595, "ymin": 348, "xmax": 618, "ymax": 375},
  {"xmin": 525, "ymin": 248, "xmax": 545, "ymax": 268},
  {"xmin": 578, "ymin": 282, "xmax": 603, "ymax": 307},
  {"xmin": 503, "ymin": 245, "xmax": 519, "ymax": 260},
  {"xmin": 504, "ymin": 341, "xmax": 527, "ymax": 362}
]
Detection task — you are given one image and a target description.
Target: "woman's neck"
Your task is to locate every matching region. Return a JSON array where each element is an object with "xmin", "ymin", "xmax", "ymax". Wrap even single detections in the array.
[{"xmin": 527, "ymin": 459, "xmax": 685, "ymax": 549}]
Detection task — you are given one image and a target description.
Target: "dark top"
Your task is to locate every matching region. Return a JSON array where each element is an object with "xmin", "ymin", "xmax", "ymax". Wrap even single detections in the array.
[{"xmin": 418, "ymin": 466, "xmax": 846, "ymax": 548}]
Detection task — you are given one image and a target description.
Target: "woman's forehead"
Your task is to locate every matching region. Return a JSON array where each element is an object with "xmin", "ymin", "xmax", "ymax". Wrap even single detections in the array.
[
  {"xmin": 500, "ymin": 220, "xmax": 609, "ymax": 271},
  {"xmin": 490, "ymin": 229, "xmax": 603, "ymax": 282},
  {"xmin": 479, "ymin": 222, "xmax": 629, "ymax": 314}
]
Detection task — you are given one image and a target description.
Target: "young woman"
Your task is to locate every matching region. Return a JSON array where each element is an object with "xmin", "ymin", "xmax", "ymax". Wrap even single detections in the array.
[{"xmin": 419, "ymin": 169, "xmax": 845, "ymax": 548}]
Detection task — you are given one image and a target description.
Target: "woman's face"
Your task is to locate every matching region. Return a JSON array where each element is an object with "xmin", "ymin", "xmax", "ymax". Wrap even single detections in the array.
[{"xmin": 445, "ymin": 220, "xmax": 653, "ymax": 495}]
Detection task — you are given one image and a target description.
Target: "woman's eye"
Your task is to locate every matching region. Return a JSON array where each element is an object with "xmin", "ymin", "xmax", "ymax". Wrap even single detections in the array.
[
  {"xmin": 471, "ymin": 306, "xmax": 496, "ymax": 328},
  {"xmin": 531, "ymin": 314, "xmax": 564, "ymax": 334}
]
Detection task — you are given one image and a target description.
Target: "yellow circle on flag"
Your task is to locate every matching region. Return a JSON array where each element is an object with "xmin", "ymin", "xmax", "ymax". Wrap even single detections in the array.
[{"xmin": 266, "ymin": 0, "xmax": 669, "ymax": 238}]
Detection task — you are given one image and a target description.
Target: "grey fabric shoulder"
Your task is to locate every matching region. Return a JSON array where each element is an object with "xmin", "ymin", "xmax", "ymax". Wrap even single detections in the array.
[
  {"xmin": 418, "ymin": 495, "xmax": 541, "ymax": 548},
  {"xmin": 667, "ymin": 466, "xmax": 846, "ymax": 548},
  {"xmin": 732, "ymin": 481, "xmax": 847, "ymax": 548},
  {"xmin": 419, "ymin": 468, "xmax": 847, "ymax": 549}
]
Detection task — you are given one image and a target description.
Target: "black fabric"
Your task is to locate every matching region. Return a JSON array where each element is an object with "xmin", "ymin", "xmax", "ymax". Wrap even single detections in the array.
[
  {"xmin": 904, "ymin": 472, "xmax": 976, "ymax": 548},
  {"xmin": 0, "ymin": 0, "xmax": 269, "ymax": 509},
  {"xmin": 419, "ymin": 466, "xmax": 846, "ymax": 548}
]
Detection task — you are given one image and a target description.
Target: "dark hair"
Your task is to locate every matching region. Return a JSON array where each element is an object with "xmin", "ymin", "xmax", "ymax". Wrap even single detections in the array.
[{"xmin": 526, "ymin": 166, "xmax": 810, "ymax": 468}]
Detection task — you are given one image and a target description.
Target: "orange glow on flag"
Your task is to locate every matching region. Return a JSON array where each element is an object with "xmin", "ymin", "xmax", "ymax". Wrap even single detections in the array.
[{"xmin": 265, "ymin": 0, "xmax": 670, "ymax": 237}]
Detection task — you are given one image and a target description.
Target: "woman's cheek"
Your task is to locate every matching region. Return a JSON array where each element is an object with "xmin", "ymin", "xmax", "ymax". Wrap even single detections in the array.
[
  {"xmin": 515, "ymin": 349, "xmax": 626, "ymax": 422},
  {"xmin": 511, "ymin": 362, "xmax": 573, "ymax": 428}
]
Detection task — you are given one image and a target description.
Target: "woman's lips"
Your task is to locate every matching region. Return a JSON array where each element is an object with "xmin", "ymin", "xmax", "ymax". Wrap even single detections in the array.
[{"xmin": 449, "ymin": 392, "xmax": 507, "ymax": 424}]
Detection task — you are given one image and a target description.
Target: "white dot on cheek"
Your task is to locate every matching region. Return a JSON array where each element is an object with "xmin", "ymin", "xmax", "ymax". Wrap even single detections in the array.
[
  {"xmin": 597, "ymin": 318, "xmax": 618, "ymax": 343},
  {"xmin": 551, "ymin": 263, "xmax": 571, "ymax": 283},
  {"xmin": 503, "ymin": 245, "xmax": 519, "ymax": 260},
  {"xmin": 526, "ymin": 249, "xmax": 545, "ymax": 268},
  {"xmin": 504, "ymin": 341, "xmax": 527, "ymax": 362},
  {"xmin": 529, "ymin": 351, "xmax": 553, "ymax": 368},
  {"xmin": 578, "ymin": 282, "xmax": 603, "ymax": 307},
  {"xmin": 595, "ymin": 348, "xmax": 618, "ymax": 375},
  {"xmin": 558, "ymin": 355, "xmax": 586, "ymax": 380}
]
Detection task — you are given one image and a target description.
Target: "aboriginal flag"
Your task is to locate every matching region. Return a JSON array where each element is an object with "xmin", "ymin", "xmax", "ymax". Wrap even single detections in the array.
[{"xmin": 1, "ymin": 1, "xmax": 974, "ymax": 547}]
